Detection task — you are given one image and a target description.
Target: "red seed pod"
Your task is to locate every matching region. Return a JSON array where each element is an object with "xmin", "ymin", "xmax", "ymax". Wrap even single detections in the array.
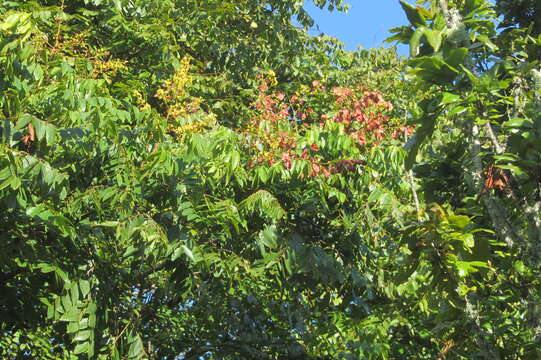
[
  {"xmin": 284, "ymin": 160, "xmax": 292, "ymax": 170},
  {"xmin": 322, "ymin": 167, "xmax": 331, "ymax": 178},
  {"xmin": 310, "ymin": 163, "xmax": 321, "ymax": 177}
]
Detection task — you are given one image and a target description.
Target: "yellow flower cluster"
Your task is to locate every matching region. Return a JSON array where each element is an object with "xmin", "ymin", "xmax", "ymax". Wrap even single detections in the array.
[
  {"xmin": 48, "ymin": 31, "xmax": 127, "ymax": 80},
  {"xmin": 154, "ymin": 57, "xmax": 218, "ymax": 139},
  {"xmin": 155, "ymin": 57, "xmax": 193, "ymax": 112},
  {"xmin": 266, "ymin": 70, "xmax": 278, "ymax": 87},
  {"xmin": 92, "ymin": 57, "xmax": 127, "ymax": 79},
  {"xmin": 155, "ymin": 57, "xmax": 208, "ymax": 131},
  {"xmin": 167, "ymin": 97, "xmax": 201, "ymax": 119},
  {"xmin": 170, "ymin": 113, "xmax": 216, "ymax": 139},
  {"xmin": 132, "ymin": 90, "xmax": 151, "ymax": 112},
  {"xmin": 60, "ymin": 31, "xmax": 90, "ymax": 51}
]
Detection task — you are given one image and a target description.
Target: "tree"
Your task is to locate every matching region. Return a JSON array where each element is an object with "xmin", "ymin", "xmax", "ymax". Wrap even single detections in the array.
[
  {"xmin": 2, "ymin": 0, "xmax": 540, "ymax": 358},
  {"xmin": 0, "ymin": 1, "xmax": 413, "ymax": 358},
  {"xmin": 388, "ymin": 0, "xmax": 541, "ymax": 357},
  {"xmin": 496, "ymin": 0, "xmax": 541, "ymax": 36}
]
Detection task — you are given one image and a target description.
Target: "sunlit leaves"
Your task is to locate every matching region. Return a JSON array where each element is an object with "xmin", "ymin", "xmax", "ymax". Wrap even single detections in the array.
[
  {"xmin": 240, "ymin": 190, "xmax": 286, "ymax": 221},
  {"xmin": 391, "ymin": 0, "xmax": 541, "ymax": 356},
  {"xmin": 4, "ymin": 0, "xmax": 539, "ymax": 358},
  {"xmin": 399, "ymin": 1, "xmax": 428, "ymax": 28}
]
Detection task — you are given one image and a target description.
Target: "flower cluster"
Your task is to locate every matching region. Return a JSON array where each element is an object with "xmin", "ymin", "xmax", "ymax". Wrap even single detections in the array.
[
  {"xmin": 154, "ymin": 57, "xmax": 214, "ymax": 138},
  {"xmin": 155, "ymin": 57, "xmax": 195, "ymax": 119},
  {"xmin": 170, "ymin": 113, "xmax": 217, "ymax": 139},
  {"xmin": 46, "ymin": 31, "xmax": 127, "ymax": 80},
  {"xmin": 91, "ymin": 55, "xmax": 127, "ymax": 79},
  {"xmin": 132, "ymin": 90, "xmax": 151, "ymax": 112}
]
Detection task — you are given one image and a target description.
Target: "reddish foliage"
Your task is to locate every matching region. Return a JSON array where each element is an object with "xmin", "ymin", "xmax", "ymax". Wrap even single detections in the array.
[
  {"xmin": 483, "ymin": 165, "xmax": 511, "ymax": 195},
  {"xmin": 242, "ymin": 76, "xmax": 413, "ymax": 177}
]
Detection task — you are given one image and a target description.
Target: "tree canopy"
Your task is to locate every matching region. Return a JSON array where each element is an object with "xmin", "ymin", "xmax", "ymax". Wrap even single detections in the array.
[{"xmin": 1, "ymin": 0, "xmax": 540, "ymax": 359}]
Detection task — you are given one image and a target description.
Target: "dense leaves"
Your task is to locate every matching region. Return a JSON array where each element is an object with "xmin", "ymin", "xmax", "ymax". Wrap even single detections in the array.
[
  {"xmin": 496, "ymin": 0, "xmax": 541, "ymax": 36},
  {"xmin": 1, "ymin": 0, "xmax": 540, "ymax": 359}
]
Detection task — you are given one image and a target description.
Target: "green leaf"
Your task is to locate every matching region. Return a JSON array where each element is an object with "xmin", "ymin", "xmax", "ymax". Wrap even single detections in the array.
[
  {"xmin": 60, "ymin": 309, "xmax": 80, "ymax": 322},
  {"xmin": 67, "ymin": 321, "xmax": 79, "ymax": 334},
  {"xmin": 503, "ymin": 118, "xmax": 533, "ymax": 129},
  {"xmin": 444, "ymin": 47, "xmax": 468, "ymax": 69},
  {"xmin": 32, "ymin": 64, "xmax": 44, "ymax": 81},
  {"xmin": 447, "ymin": 105, "xmax": 467, "ymax": 117},
  {"xmin": 79, "ymin": 280, "xmax": 91, "ymax": 298},
  {"xmin": 408, "ymin": 56, "xmax": 459, "ymax": 85},
  {"xmin": 55, "ymin": 268, "xmax": 69, "ymax": 283},
  {"xmin": 0, "ymin": 175, "xmax": 16, "ymax": 191},
  {"xmin": 448, "ymin": 215, "xmax": 471, "ymax": 229},
  {"xmin": 128, "ymin": 333, "xmax": 144, "ymax": 359},
  {"xmin": 73, "ymin": 342, "xmax": 89, "ymax": 355},
  {"xmin": 258, "ymin": 225, "xmax": 278, "ymax": 253},
  {"xmin": 455, "ymin": 260, "xmax": 488, "ymax": 277},
  {"xmin": 70, "ymin": 284, "xmax": 80, "ymax": 305},
  {"xmin": 463, "ymin": 233, "xmax": 475, "ymax": 248},
  {"xmin": 45, "ymin": 125, "xmax": 57, "ymax": 146},
  {"xmin": 514, "ymin": 261, "xmax": 526, "ymax": 275},
  {"xmin": 229, "ymin": 150, "xmax": 240, "ymax": 171},
  {"xmin": 367, "ymin": 186, "xmax": 382, "ymax": 203},
  {"xmin": 26, "ymin": 204, "xmax": 46, "ymax": 217},
  {"xmin": 1, "ymin": 12, "xmax": 30, "ymax": 31},
  {"xmin": 404, "ymin": 112, "xmax": 437, "ymax": 169},
  {"xmin": 424, "ymin": 29, "xmax": 442, "ymax": 52},
  {"xmin": 88, "ymin": 313, "xmax": 97, "ymax": 328},
  {"xmin": 74, "ymin": 330, "xmax": 92, "ymax": 342},
  {"xmin": 439, "ymin": 92, "xmax": 461, "ymax": 106},
  {"xmin": 182, "ymin": 245, "xmax": 195, "ymax": 262},
  {"xmin": 400, "ymin": 1, "xmax": 428, "ymax": 28},
  {"xmin": 31, "ymin": 118, "xmax": 47, "ymax": 141},
  {"xmin": 477, "ymin": 34, "xmax": 498, "ymax": 51},
  {"xmin": 97, "ymin": 221, "xmax": 120, "ymax": 227},
  {"xmin": 240, "ymin": 190, "xmax": 285, "ymax": 220},
  {"xmin": 123, "ymin": 245, "xmax": 139, "ymax": 258},
  {"xmin": 410, "ymin": 27, "xmax": 426, "ymax": 57},
  {"xmin": 495, "ymin": 164, "xmax": 525, "ymax": 176},
  {"xmin": 256, "ymin": 166, "xmax": 269, "ymax": 183},
  {"xmin": 385, "ymin": 26, "xmax": 414, "ymax": 44}
]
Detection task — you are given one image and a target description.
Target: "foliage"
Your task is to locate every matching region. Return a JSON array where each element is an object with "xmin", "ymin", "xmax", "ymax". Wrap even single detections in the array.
[
  {"xmin": 388, "ymin": 0, "xmax": 541, "ymax": 357},
  {"xmin": 1, "ymin": 0, "xmax": 540, "ymax": 359},
  {"xmin": 496, "ymin": 0, "xmax": 541, "ymax": 36}
]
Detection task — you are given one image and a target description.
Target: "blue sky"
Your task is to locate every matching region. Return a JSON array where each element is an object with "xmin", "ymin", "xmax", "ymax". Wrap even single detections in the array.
[{"xmin": 304, "ymin": 0, "xmax": 409, "ymax": 54}]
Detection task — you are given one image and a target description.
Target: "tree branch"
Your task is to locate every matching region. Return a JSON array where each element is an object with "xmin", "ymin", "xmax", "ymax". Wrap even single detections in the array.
[
  {"xmin": 468, "ymin": 123, "xmax": 519, "ymax": 247},
  {"xmin": 484, "ymin": 121, "xmax": 541, "ymax": 253}
]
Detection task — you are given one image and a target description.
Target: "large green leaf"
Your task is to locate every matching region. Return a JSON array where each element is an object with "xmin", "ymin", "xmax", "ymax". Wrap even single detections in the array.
[{"xmin": 400, "ymin": 1, "xmax": 428, "ymax": 28}]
